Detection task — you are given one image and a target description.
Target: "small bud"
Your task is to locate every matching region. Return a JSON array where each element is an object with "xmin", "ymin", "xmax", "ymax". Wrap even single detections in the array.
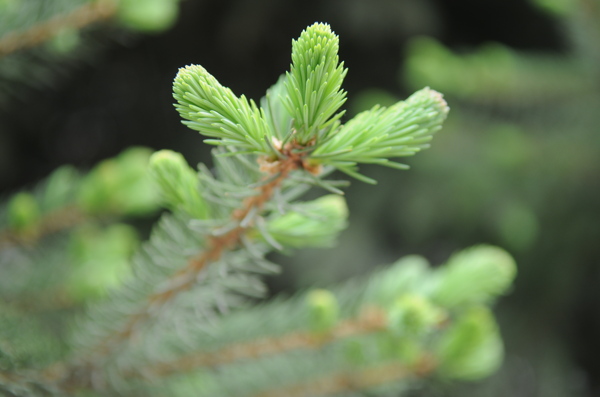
[
  {"xmin": 368, "ymin": 255, "xmax": 430, "ymax": 307},
  {"xmin": 42, "ymin": 165, "xmax": 80, "ymax": 212},
  {"xmin": 431, "ymin": 245, "xmax": 516, "ymax": 308},
  {"xmin": 306, "ymin": 289, "xmax": 339, "ymax": 333},
  {"xmin": 117, "ymin": 0, "xmax": 179, "ymax": 33},
  {"xmin": 149, "ymin": 150, "xmax": 208, "ymax": 219},
  {"xmin": 67, "ymin": 224, "xmax": 138, "ymax": 302},
  {"xmin": 77, "ymin": 159, "xmax": 112, "ymax": 215},
  {"xmin": 77, "ymin": 148, "xmax": 159, "ymax": 216},
  {"xmin": 387, "ymin": 294, "xmax": 445, "ymax": 337},
  {"xmin": 436, "ymin": 306, "xmax": 503, "ymax": 380},
  {"xmin": 7, "ymin": 192, "xmax": 40, "ymax": 233},
  {"xmin": 267, "ymin": 195, "xmax": 348, "ymax": 248},
  {"xmin": 113, "ymin": 147, "xmax": 160, "ymax": 215}
]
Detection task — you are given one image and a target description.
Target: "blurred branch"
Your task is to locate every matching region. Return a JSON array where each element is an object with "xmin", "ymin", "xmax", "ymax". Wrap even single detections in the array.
[
  {"xmin": 135, "ymin": 306, "xmax": 388, "ymax": 379},
  {"xmin": 0, "ymin": 0, "xmax": 117, "ymax": 58},
  {"xmin": 254, "ymin": 358, "xmax": 436, "ymax": 397},
  {"xmin": 69, "ymin": 155, "xmax": 303, "ymax": 385}
]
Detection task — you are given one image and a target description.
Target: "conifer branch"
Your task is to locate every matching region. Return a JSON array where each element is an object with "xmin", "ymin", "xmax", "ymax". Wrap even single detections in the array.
[
  {"xmin": 44, "ymin": 23, "xmax": 453, "ymax": 394},
  {"xmin": 0, "ymin": 0, "xmax": 117, "ymax": 58},
  {"xmin": 133, "ymin": 306, "xmax": 387, "ymax": 378},
  {"xmin": 0, "ymin": 21, "xmax": 528, "ymax": 397},
  {"xmin": 253, "ymin": 358, "xmax": 436, "ymax": 397},
  {"xmin": 78, "ymin": 153, "xmax": 307, "ymax": 368}
]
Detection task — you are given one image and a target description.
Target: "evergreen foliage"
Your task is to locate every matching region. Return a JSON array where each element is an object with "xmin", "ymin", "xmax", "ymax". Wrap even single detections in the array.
[
  {"xmin": 0, "ymin": 21, "xmax": 517, "ymax": 397},
  {"xmin": 283, "ymin": 22, "xmax": 347, "ymax": 144}
]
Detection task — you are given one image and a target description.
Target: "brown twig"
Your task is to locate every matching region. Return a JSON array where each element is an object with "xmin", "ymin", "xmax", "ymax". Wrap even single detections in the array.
[
  {"xmin": 254, "ymin": 355, "xmax": 437, "ymax": 397},
  {"xmin": 132, "ymin": 306, "xmax": 387, "ymax": 379},
  {"xmin": 0, "ymin": 0, "xmax": 118, "ymax": 58},
  {"xmin": 71, "ymin": 153, "xmax": 306, "ymax": 373},
  {"xmin": 44, "ymin": 145, "xmax": 317, "ymax": 393}
]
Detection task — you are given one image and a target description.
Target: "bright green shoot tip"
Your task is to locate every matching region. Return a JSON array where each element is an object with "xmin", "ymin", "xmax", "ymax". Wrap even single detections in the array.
[
  {"xmin": 173, "ymin": 65, "xmax": 273, "ymax": 154},
  {"xmin": 172, "ymin": 22, "xmax": 448, "ymax": 184},
  {"xmin": 311, "ymin": 87, "xmax": 449, "ymax": 183},
  {"xmin": 283, "ymin": 22, "xmax": 348, "ymax": 144}
]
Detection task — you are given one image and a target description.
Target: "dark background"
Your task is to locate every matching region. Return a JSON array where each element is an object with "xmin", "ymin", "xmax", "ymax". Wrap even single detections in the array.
[{"xmin": 1, "ymin": 1, "xmax": 598, "ymax": 396}]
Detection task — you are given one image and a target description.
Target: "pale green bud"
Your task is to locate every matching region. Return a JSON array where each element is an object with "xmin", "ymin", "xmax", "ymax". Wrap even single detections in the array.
[
  {"xmin": 387, "ymin": 294, "xmax": 445, "ymax": 337},
  {"xmin": 431, "ymin": 245, "xmax": 516, "ymax": 308},
  {"xmin": 117, "ymin": 0, "xmax": 179, "ymax": 33},
  {"xmin": 436, "ymin": 306, "xmax": 503, "ymax": 380},
  {"xmin": 149, "ymin": 150, "xmax": 208, "ymax": 219},
  {"xmin": 77, "ymin": 158, "xmax": 117, "ymax": 214},
  {"xmin": 42, "ymin": 165, "xmax": 79, "ymax": 212},
  {"xmin": 77, "ymin": 147, "xmax": 159, "ymax": 216},
  {"xmin": 306, "ymin": 289, "xmax": 339, "ymax": 333},
  {"xmin": 7, "ymin": 192, "xmax": 40, "ymax": 233},
  {"xmin": 368, "ymin": 255, "xmax": 430, "ymax": 307},
  {"xmin": 114, "ymin": 147, "xmax": 160, "ymax": 215},
  {"xmin": 67, "ymin": 224, "xmax": 138, "ymax": 302},
  {"xmin": 267, "ymin": 195, "xmax": 348, "ymax": 248}
]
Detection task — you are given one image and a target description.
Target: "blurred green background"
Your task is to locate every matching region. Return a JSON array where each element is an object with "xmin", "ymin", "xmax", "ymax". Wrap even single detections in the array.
[{"xmin": 1, "ymin": 0, "xmax": 599, "ymax": 396}]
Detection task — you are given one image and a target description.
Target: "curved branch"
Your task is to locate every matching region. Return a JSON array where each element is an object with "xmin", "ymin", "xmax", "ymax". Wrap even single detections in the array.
[
  {"xmin": 0, "ymin": 0, "xmax": 117, "ymax": 58},
  {"xmin": 254, "ymin": 356, "xmax": 437, "ymax": 397},
  {"xmin": 57, "ymin": 155, "xmax": 306, "ymax": 391},
  {"xmin": 132, "ymin": 306, "xmax": 387, "ymax": 379}
]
